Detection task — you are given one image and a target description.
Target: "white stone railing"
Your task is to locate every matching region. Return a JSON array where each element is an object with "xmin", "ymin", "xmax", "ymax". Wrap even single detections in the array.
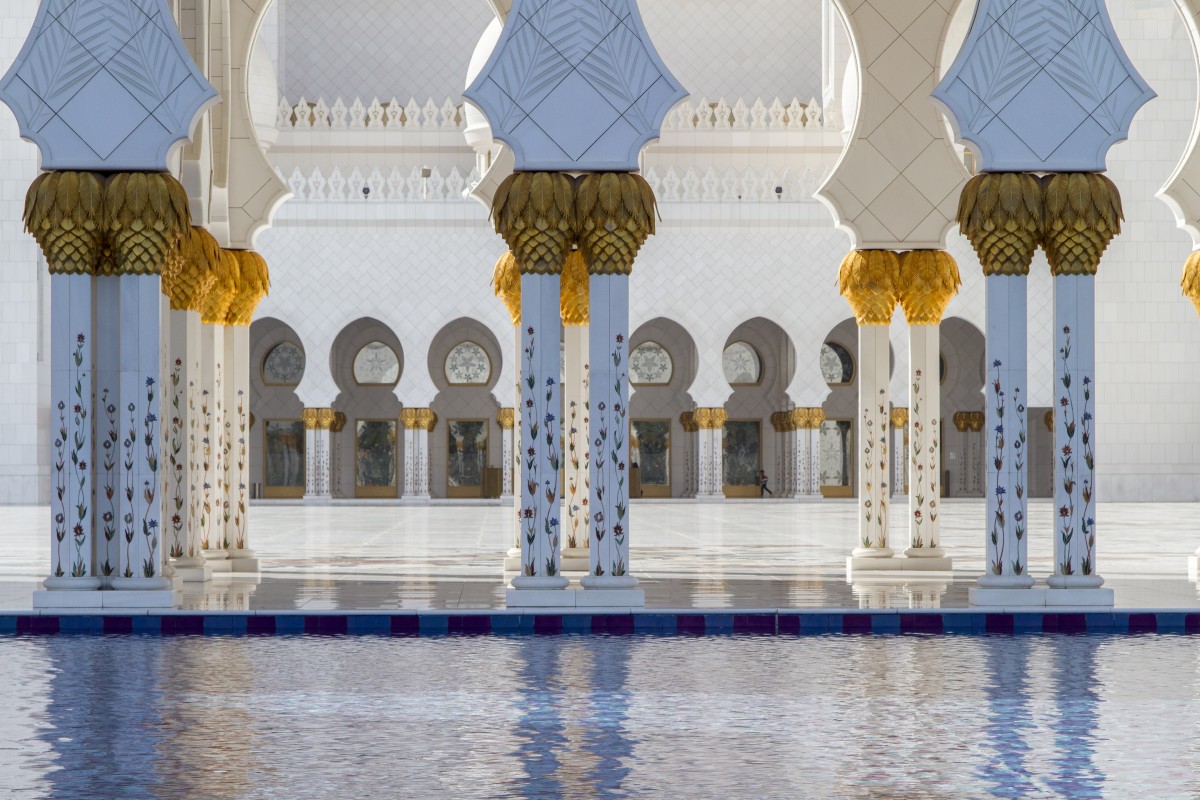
[
  {"xmin": 276, "ymin": 95, "xmax": 842, "ymax": 132},
  {"xmin": 277, "ymin": 96, "xmax": 466, "ymax": 130},
  {"xmin": 278, "ymin": 164, "xmax": 830, "ymax": 203}
]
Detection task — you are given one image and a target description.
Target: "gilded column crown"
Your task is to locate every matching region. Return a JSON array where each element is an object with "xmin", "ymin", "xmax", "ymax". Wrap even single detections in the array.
[
  {"xmin": 770, "ymin": 412, "xmax": 787, "ymax": 432},
  {"xmin": 492, "ymin": 251, "xmax": 521, "ymax": 325},
  {"xmin": 957, "ymin": 173, "xmax": 1043, "ymax": 277},
  {"xmin": 201, "ymin": 249, "xmax": 241, "ymax": 325},
  {"xmin": 22, "ymin": 171, "xmax": 105, "ymax": 275},
  {"xmin": 164, "ymin": 226, "xmax": 219, "ymax": 312},
  {"xmin": 952, "ymin": 411, "xmax": 971, "ymax": 433},
  {"xmin": 101, "ymin": 172, "xmax": 191, "ymax": 277},
  {"xmin": 790, "ymin": 407, "xmax": 824, "ymax": 430},
  {"xmin": 1042, "ymin": 173, "xmax": 1123, "ymax": 277},
  {"xmin": 401, "ymin": 408, "xmax": 438, "ymax": 431},
  {"xmin": 898, "ymin": 251, "xmax": 960, "ymax": 325},
  {"xmin": 497, "ymin": 408, "xmax": 516, "ymax": 429},
  {"xmin": 1044, "ymin": 409, "xmax": 1055, "ymax": 433},
  {"xmin": 838, "ymin": 250, "xmax": 899, "ymax": 325},
  {"xmin": 575, "ymin": 173, "xmax": 656, "ymax": 276},
  {"xmin": 330, "ymin": 412, "xmax": 347, "ymax": 434},
  {"xmin": 679, "ymin": 411, "xmax": 697, "ymax": 433},
  {"xmin": 694, "ymin": 408, "xmax": 728, "ymax": 429},
  {"xmin": 492, "ymin": 172, "xmax": 575, "ymax": 275},
  {"xmin": 302, "ymin": 408, "xmax": 335, "ymax": 430},
  {"xmin": 225, "ymin": 251, "xmax": 272, "ymax": 326},
  {"xmin": 560, "ymin": 251, "xmax": 589, "ymax": 326},
  {"xmin": 1184, "ymin": 250, "xmax": 1200, "ymax": 317},
  {"xmin": 890, "ymin": 408, "xmax": 909, "ymax": 429}
]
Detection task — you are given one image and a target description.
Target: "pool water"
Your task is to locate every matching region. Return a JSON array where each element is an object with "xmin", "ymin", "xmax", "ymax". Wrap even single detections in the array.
[{"xmin": 0, "ymin": 634, "xmax": 1197, "ymax": 799}]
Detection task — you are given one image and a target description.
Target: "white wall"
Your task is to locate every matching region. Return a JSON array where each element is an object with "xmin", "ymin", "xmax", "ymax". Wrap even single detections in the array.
[{"xmin": 0, "ymin": 0, "xmax": 48, "ymax": 504}]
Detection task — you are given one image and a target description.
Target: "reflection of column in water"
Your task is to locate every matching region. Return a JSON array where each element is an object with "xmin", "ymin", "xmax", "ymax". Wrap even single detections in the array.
[
  {"xmin": 904, "ymin": 581, "xmax": 946, "ymax": 609},
  {"xmin": 981, "ymin": 638, "xmax": 1037, "ymax": 797},
  {"xmin": 509, "ymin": 639, "xmax": 567, "ymax": 798},
  {"xmin": 583, "ymin": 638, "xmax": 634, "ymax": 794},
  {"xmin": 1047, "ymin": 637, "xmax": 1103, "ymax": 798},
  {"xmin": 43, "ymin": 639, "xmax": 167, "ymax": 798}
]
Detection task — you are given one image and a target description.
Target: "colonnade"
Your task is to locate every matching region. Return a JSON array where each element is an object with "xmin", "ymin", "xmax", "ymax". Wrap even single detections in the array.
[{"xmin": 28, "ymin": 173, "xmax": 270, "ymax": 607}]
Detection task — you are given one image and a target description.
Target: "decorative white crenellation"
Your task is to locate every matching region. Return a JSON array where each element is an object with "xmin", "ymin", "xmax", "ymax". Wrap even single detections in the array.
[
  {"xmin": 1158, "ymin": 0, "xmax": 1200, "ymax": 248},
  {"xmin": 278, "ymin": 96, "xmax": 468, "ymax": 130}
]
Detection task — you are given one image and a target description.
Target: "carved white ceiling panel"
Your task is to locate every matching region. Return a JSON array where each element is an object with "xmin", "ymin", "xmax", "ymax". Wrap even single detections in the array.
[
  {"xmin": 464, "ymin": 0, "xmax": 687, "ymax": 171},
  {"xmin": 0, "ymin": 0, "xmax": 218, "ymax": 170}
]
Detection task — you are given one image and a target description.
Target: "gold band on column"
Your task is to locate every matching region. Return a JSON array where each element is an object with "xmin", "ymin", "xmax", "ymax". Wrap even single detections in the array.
[
  {"xmin": 788, "ymin": 407, "xmax": 824, "ymax": 430},
  {"xmin": 492, "ymin": 251, "xmax": 521, "ymax": 325},
  {"xmin": 679, "ymin": 411, "xmax": 697, "ymax": 433},
  {"xmin": 164, "ymin": 227, "xmax": 220, "ymax": 312},
  {"xmin": 23, "ymin": 171, "xmax": 105, "ymax": 275},
  {"xmin": 330, "ymin": 412, "xmax": 347, "ymax": 434},
  {"xmin": 492, "ymin": 172, "xmax": 575, "ymax": 275},
  {"xmin": 575, "ymin": 172, "xmax": 656, "ymax": 275},
  {"xmin": 957, "ymin": 173, "xmax": 1043, "ymax": 276},
  {"xmin": 401, "ymin": 408, "xmax": 437, "ymax": 431},
  {"xmin": 497, "ymin": 408, "xmax": 515, "ymax": 430},
  {"xmin": 890, "ymin": 408, "xmax": 909, "ymax": 429},
  {"xmin": 101, "ymin": 172, "xmax": 191, "ymax": 277},
  {"xmin": 560, "ymin": 250, "xmax": 589, "ymax": 325},
  {"xmin": 1042, "ymin": 173, "xmax": 1122, "ymax": 276},
  {"xmin": 693, "ymin": 408, "xmax": 728, "ymax": 429},
  {"xmin": 200, "ymin": 249, "xmax": 240, "ymax": 325},
  {"xmin": 897, "ymin": 251, "xmax": 960, "ymax": 325},
  {"xmin": 225, "ymin": 251, "xmax": 271, "ymax": 326},
  {"xmin": 1184, "ymin": 251, "xmax": 1200, "ymax": 317},
  {"xmin": 302, "ymin": 408, "xmax": 336, "ymax": 430},
  {"xmin": 838, "ymin": 250, "xmax": 900, "ymax": 325}
]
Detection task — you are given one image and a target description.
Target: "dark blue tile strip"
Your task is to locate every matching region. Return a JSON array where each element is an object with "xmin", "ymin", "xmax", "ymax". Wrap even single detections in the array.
[{"xmin": 7, "ymin": 611, "xmax": 1200, "ymax": 638}]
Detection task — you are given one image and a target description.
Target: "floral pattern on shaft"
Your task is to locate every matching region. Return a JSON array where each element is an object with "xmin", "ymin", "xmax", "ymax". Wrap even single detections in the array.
[
  {"xmin": 521, "ymin": 327, "xmax": 561, "ymax": 577},
  {"xmin": 988, "ymin": 360, "xmax": 1026, "ymax": 577},
  {"xmin": 861, "ymin": 388, "xmax": 888, "ymax": 549},
  {"xmin": 168, "ymin": 359, "xmax": 185, "ymax": 559},
  {"xmin": 592, "ymin": 334, "xmax": 629, "ymax": 577},
  {"xmin": 565, "ymin": 368, "xmax": 590, "ymax": 550},
  {"xmin": 1057, "ymin": 326, "xmax": 1096, "ymax": 576},
  {"xmin": 909, "ymin": 369, "xmax": 939, "ymax": 549},
  {"xmin": 140, "ymin": 377, "xmax": 160, "ymax": 578}
]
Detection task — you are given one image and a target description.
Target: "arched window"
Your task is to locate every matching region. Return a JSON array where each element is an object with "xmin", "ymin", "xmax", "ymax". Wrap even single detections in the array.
[
  {"xmin": 353, "ymin": 340, "xmax": 401, "ymax": 385},
  {"xmin": 262, "ymin": 341, "xmax": 305, "ymax": 386},
  {"xmin": 445, "ymin": 341, "xmax": 492, "ymax": 385},
  {"xmin": 723, "ymin": 341, "xmax": 761, "ymax": 385},
  {"xmin": 629, "ymin": 341, "xmax": 673, "ymax": 385},
  {"xmin": 820, "ymin": 341, "xmax": 854, "ymax": 385}
]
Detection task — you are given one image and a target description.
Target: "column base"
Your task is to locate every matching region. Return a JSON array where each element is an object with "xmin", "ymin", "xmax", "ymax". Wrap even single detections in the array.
[
  {"xmin": 561, "ymin": 547, "xmax": 590, "ymax": 572},
  {"xmin": 904, "ymin": 546, "xmax": 947, "ymax": 559},
  {"xmin": 847, "ymin": 555, "xmax": 953, "ymax": 575},
  {"xmin": 507, "ymin": 574, "xmax": 572, "ymax": 608},
  {"xmin": 175, "ymin": 565, "xmax": 213, "ymax": 582},
  {"xmin": 969, "ymin": 587, "xmax": 1047, "ymax": 607},
  {"xmin": 851, "ymin": 547, "xmax": 895, "ymax": 559},
  {"xmin": 33, "ymin": 588, "xmax": 181, "ymax": 609},
  {"xmin": 969, "ymin": 586, "xmax": 1115, "ymax": 607},
  {"xmin": 42, "ymin": 576, "xmax": 103, "ymax": 592},
  {"xmin": 226, "ymin": 549, "xmax": 260, "ymax": 573},
  {"xmin": 578, "ymin": 575, "xmax": 643, "ymax": 607},
  {"xmin": 203, "ymin": 550, "xmax": 233, "ymax": 573},
  {"xmin": 503, "ymin": 549, "xmax": 523, "ymax": 572},
  {"xmin": 110, "ymin": 577, "xmax": 173, "ymax": 591},
  {"xmin": 1046, "ymin": 574, "xmax": 1105, "ymax": 589},
  {"xmin": 977, "ymin": 573, "xmax": 1036, "ymax": 589},
  {"xmin": 694, "ymin": 493, "xmax": 726, "ymax": 503}
]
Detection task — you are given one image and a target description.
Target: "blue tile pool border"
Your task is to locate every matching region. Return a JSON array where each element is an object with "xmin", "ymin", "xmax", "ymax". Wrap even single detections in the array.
[{"xmin": 3, "ymin": 610, "xmax": 1200, "ymax": 638}]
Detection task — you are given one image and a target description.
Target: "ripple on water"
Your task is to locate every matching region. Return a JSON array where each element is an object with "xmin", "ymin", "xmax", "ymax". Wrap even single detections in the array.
[{"xmin": 0, "ymin": 635, "xmax": 1198, "ymax": 799}]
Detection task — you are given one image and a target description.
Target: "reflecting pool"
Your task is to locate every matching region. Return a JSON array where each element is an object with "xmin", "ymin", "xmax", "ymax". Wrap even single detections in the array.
[{"xmin": 0, "ymin": 634, "xmax": 1197, "ymax": 799}]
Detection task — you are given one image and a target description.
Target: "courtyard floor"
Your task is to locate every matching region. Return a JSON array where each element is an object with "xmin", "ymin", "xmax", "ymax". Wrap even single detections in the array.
[{"xmin": 1, "ymin": 498, "xmax": 1198, "ymax": 611}]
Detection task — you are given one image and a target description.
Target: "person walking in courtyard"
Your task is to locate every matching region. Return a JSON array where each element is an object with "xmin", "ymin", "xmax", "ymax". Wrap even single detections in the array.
[{"xmin": 757, "ymin": 469, "xmax": 773, "ymax": 497}]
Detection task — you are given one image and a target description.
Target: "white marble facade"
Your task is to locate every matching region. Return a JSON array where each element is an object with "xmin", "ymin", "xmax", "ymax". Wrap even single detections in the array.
[{"xmin": 1, "ymin": 0, "xmax": 1199, "ymax": 504}]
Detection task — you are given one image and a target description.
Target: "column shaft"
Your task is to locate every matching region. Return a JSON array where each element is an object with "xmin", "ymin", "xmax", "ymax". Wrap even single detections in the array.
[
  {"xmin": 980, "ymin": 276, "xmax": 1034, "ymax": 587},
  {"xmin": 200, "ymin": 324, "xmax": 230, "ymax": 565},
  {"xmin": 513, "ymin": 274, "xmax": 567, "ymax": 587},
  {"xmin": 562, "ymin": 324, "xmax": 590, "ymax": 562},
  {"xmin": 584, "ymin": 274, "xmax": 635, "ymax": 585},
  {"xmin": 908, "ymin": 326, "xmax": 945, "ymax": 557},
  {"xmin": 92, "ymin": 275, "xmax": 121, "ymax": 582},
  {"xmin": 165, "ymin": 308, "xmax": 209, "ymax": 580},
  {"xmin": 1048, "ymin": 275, "xmax": 1103, "ymax": 589},
  {"xmin": 854, "ymin": 326, "xmax": 892, "ymax": 557},
  {"xmin": 224, "ymin": 326, "xmax": 256, "ymax": 570},
  {"xmin": 45, "ymin": 274, "xmax": 100, "ymax": 590}
]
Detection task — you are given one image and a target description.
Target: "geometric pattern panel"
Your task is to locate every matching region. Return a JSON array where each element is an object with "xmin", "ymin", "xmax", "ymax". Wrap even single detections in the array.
[
  {"xmin": 0, "ymin": 0, "xmax": 217, "ymax": 170},
  {"xmin": 817, "ymin": 0, "xmax": 968, "ymax": 250},
  {"xmin": 933, "ymin": 0, "xmax": 1154, "ymax": 172},
  {"xmin": 465, "ymin": 0, "xmax": 687, "ymax": 171}
]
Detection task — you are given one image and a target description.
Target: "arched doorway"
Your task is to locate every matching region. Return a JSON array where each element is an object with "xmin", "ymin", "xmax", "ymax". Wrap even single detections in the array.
[
  {"xmin": 722, "ymin": 318, "xmax": 795, "ymax": 497},
  {"xmin": 629, "ymin": 317, "xmax": 698, "ymax": 498},
  {"xmin": 249, "ymin": 318, "xmax": 306, "ymax": 499},
  {"xmin": 330, "ymin": 318, "xmax": 404, "ymax": 498}
]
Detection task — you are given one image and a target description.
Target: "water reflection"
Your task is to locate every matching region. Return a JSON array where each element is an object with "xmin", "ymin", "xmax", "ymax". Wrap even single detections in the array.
[{"xmin": 2, "ymin": 635, "xmax": 1199, "ymax": 798}]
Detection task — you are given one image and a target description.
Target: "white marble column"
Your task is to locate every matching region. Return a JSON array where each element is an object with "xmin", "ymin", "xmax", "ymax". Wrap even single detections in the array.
[
  {"xmin": 679, "ymin": 412, "xmax": 697, "ymax": 497},
  {"xmin": 562, "ymin": 323, "xmax": 590, "ymax": 572},
  {"xmin": 510, "ymin": 273, "xmax": 568, "ymax": 593},
  {"xmin": 304, "ymin": 408, "xmax": 334, "ymax": 501},
  {"xmin": 907, "ymin": 325, "xmax": 949, "ymax": 565},
  {"xmin": 400, "ymin": 408, "xmax": 432, "ymax": 500},
  {"xmin": 498, "ymin": 408, "xmax": 515, "ymax": 498},
  {"xmin": 165, "ymin": 306, "xmax": 210, "ymax": 581},
  {"xmin": 200, "ymin": 323, "xmax": 231, "ymax": 570},
  {"xmin": 223, "ymin": 325, "xmax": 257, "ymax": 571},
  {"xmin": 771, "ymin": 413, "xmax": 790, "ymax": 498},
  {"xmin": 973, "ymin": 275, "xmax": 1035, "ymax": 600},
  {"xmin": 891, "ymin": 407, "xmax": 908, "ymax": 499},
  {"xmin": 92, "ymin": 275, "xmax": 122, "ymax": 584},
  {"xmin": 793, "ymin": 410, "xmax": 822, "ymax": 499},
  {"xmin": 694, "ymin": 409, "xmax": 727, "ymax": 499},
  {"xmin": 42, "ymin": 274, "xmax": 101, "ymax": 593},
  {"xmin": 851, "ymin": 325, "xmax": 893, "ymax": 561},
  {"xmin": 108, "ymin": 276, "xmax": 170, "ymax": 593},
  {"xmin": 1047, "ymin": 275, "xmax": 1107, "ymax": 598},
  {"xmin": 582, "ymin": 273, "xmax": 639, "ymax": 597}
]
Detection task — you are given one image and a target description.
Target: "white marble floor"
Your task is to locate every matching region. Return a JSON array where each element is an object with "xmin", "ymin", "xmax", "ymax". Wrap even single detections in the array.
[{"xmin": 2, "ymin": 498, "xmax": 1199, "ymax": 611}]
